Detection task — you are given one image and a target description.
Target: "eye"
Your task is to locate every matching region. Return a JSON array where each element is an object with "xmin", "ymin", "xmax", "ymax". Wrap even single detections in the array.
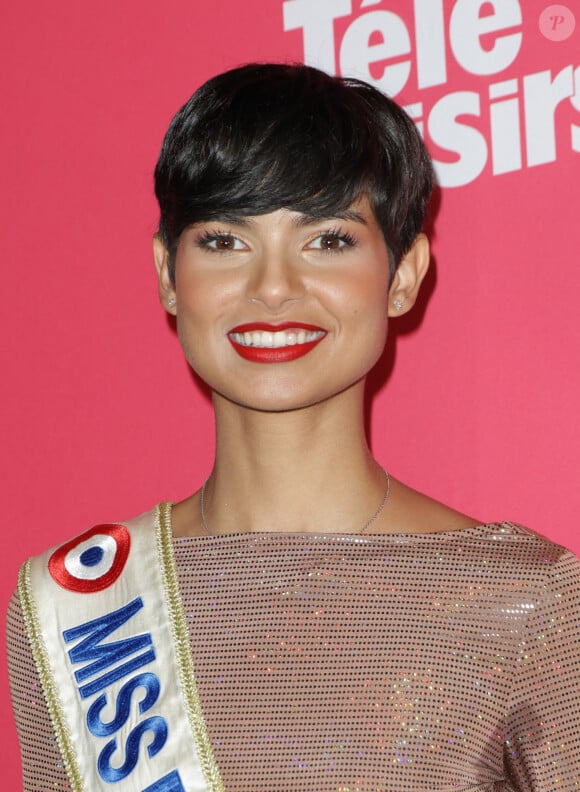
[
  {"xmin": 198, "ymin": 232, "xmax": 247, "ymax": 252},
  {"xmin": 305, "ymin": 230, "xmax": 356, "ymax": 252}
]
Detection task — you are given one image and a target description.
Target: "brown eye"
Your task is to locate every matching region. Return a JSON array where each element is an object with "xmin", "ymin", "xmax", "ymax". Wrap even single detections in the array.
[
  {"xmin": 201, "ymin": 233, "xmax": 246, "ymax": 252},
  {"xmin": 214, "ymin": 235, "xmax": 236, "ymax": 250},
  {"xmin": 319, "ymin": 235, "xmax": 341, "ymax": 250},
  {"xmin": 306, "ymin": 232, "xmax": 353, "ymax": 252}
]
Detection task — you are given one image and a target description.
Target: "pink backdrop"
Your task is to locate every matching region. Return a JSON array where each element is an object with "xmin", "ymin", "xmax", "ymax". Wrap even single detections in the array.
[{"xmin": 2, "ymin": 0, "xmax": 579, "ymax": 785}]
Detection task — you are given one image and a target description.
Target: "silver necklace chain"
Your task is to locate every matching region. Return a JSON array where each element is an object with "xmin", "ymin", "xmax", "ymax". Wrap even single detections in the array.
[{"xmin": 200, "ymin": 469, "xmax": 390, "ymax": 536}]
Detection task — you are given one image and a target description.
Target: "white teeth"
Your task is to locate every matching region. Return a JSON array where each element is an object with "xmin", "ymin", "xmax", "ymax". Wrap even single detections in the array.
[{"xmin": 231, "ymin": 329, "xmax": 325, "ymax": 348}]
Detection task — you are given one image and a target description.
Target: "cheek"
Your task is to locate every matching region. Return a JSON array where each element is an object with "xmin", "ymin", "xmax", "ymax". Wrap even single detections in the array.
[
  {"xmin": 173, "ymin": 277, "xmax": 238, "ymax": 380},
  {"xmin": 348, "ymin": 273, "xmax": 390, "ymax": 356},
  {"xmin": 337, "ymin": 267, "xmax": 389, "ymax": 324},
  {"xmin": 359, "ymin": 307, "xmax": 389, "ymax": 359},
  {"xmin": 172, "ymin": 279, "xmax": 214, "ymax": 370}
]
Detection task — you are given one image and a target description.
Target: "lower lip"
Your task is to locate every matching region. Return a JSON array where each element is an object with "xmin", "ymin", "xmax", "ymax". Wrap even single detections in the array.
[{"xmin": 228, "ymin": 335, "xmax": 325, "ymax": 363}]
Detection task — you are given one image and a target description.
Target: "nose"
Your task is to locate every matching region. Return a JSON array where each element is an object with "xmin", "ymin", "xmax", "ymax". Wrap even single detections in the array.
[{"xmin": 246, "ymin": 249, "xmax": 305, "ymax": 310}]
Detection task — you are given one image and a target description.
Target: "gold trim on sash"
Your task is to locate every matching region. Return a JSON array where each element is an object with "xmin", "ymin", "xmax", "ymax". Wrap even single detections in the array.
[
  {"xmin": 18, "ymin": 561, "xmax": 87, "ymax": 792},
  {"xmin": 156, "ymin": 502, "xmax": 226, "ymax": 792}
]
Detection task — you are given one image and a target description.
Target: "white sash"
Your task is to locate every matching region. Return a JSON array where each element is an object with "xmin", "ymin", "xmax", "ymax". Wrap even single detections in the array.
[{"xmin": 19, "ymin": 503, "xmax": 225, "ymax": 792}]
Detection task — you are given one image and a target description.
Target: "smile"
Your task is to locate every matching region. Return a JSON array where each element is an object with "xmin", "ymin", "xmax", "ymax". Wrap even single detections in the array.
[{"xmin": 228, "ymin": 322, "xmax": 327, "ymax": 363}]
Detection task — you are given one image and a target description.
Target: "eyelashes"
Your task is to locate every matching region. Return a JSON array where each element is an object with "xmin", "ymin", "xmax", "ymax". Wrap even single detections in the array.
[
  {"xmin": 194, "ymin": 227, "xmax": 358, "ymax": 254},
  {"xmin": 195, "ymin": 230, "xmax": 247, "ymax": 252},
  {"xmin": 305, "ymin": 227, "xmax": 357, "ymax": 252}
]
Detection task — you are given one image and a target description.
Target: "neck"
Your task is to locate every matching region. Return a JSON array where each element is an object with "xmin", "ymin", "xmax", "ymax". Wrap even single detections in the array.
[{"xmin": 202, "ymin": 382, "xmax": 388, "ymax": 534}]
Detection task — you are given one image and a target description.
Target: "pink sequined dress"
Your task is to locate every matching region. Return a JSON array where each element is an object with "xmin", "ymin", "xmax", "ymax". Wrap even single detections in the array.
[{"xmin": 7, "ymin": 512, "xmax": 580, "ymax": 790}]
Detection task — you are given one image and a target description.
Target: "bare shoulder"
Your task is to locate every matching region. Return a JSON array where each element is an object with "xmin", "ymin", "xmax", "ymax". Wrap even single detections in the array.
[{"xmin": 380, "ymin": 477, "xmax": 480, "ymax": 534}]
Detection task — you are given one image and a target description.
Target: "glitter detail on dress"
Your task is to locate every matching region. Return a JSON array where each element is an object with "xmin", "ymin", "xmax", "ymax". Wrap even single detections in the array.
[{"xmin": 8, "ymin": 513, "xmax": 580, "ymax": 791}]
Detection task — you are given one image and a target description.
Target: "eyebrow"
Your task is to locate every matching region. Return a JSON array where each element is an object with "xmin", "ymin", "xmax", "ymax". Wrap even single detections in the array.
[
  {"xmin": 291, "ymin": 209, "xmax": 368, "ymax": 227},
  {"xmin": 194, "ymin": 208, "xmax": 369, "ymax": 228}
]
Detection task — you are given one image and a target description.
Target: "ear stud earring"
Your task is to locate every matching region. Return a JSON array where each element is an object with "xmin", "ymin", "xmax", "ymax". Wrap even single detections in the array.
[
  {"xmin": 168, "ymin": 297, "xmax": 176, "ymax": 308},
  {"xmin": 393, "ymin": 299, "xmax": 404, "ymax": 311}
]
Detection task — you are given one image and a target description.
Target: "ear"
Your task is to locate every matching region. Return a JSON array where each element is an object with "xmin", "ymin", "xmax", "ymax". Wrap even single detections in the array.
[
  {"xmin": 388, "ymin": 233, "xmax": 430, "ymax": 317},
  {"xmin": 153, "ymin": 234, "xmax": 177, "ymax": 315}
]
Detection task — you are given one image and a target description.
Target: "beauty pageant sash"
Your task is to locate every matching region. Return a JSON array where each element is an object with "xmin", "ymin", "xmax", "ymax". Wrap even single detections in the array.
[{"xmin": 19, "ymin": 503, "xmax": 225, "ymax": 792}]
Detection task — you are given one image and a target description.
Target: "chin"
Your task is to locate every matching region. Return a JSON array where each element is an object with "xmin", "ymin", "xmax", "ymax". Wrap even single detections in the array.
[
  {"xmin": 213, "ymin": 375, "xmax": 365, "ymax": 414},
  {"xmin": 218, "ymin": 388, "xmax": 321, "ymax": 414}
]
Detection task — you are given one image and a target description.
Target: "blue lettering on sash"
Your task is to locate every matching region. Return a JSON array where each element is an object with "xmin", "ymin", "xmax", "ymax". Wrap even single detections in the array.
[
  {"xmin": 62, "ymin": 598, "xmax": 186, "ymax": 786},
  {"xmin": 87, "ymin": 672, "xmax": 161, "ymax": 737},
  {"xmin": 98, "ymin": 716, "xmax": 168, "ymax": 782},
  {"xmin": 63, "ymin": 597, "xmax": 155, "ymax": 699},
  {"xmin": 142, "ymin": 769, "xmax": 186, "ymax": 791},
  {"xmin": 78, "ymin": 647, "xmax": 157, "ymax": 699}
]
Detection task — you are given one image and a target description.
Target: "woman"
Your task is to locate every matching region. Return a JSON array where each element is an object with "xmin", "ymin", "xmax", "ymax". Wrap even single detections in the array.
[{"xmin": 8, "ymin": 63, "xmax": 580, "ymax": 791}]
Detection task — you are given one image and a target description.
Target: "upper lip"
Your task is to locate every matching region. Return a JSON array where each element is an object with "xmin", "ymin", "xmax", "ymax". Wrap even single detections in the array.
[{"xmin": 229, "ymin": 322, "xmax": 326, "ymax": 333}]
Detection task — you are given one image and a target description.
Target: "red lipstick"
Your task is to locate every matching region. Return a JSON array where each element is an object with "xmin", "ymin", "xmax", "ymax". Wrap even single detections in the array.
[
  {"xmin": 230, "ymin": 322, "xmax": 324, "ymax": 333},
  {"xmin": 228, "ymin": 322, "xmax": 327, "ymax": 363}
]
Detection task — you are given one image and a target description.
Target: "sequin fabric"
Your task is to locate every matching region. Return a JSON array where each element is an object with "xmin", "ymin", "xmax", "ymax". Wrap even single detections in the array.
[{"xmin": 7, "ymin": 519, "xmax": 580, "ymax": 790}]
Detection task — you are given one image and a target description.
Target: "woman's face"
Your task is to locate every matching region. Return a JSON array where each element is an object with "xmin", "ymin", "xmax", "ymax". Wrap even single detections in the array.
[{"xmin": 155, "ymin": 197, "xmax": 422, "ymax": 413}]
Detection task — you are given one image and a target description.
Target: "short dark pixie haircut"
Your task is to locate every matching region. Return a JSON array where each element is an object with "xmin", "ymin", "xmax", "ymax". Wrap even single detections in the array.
[{"xmin": 154, "ymin": 63, "xmax": 434, "ymax": 282}]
